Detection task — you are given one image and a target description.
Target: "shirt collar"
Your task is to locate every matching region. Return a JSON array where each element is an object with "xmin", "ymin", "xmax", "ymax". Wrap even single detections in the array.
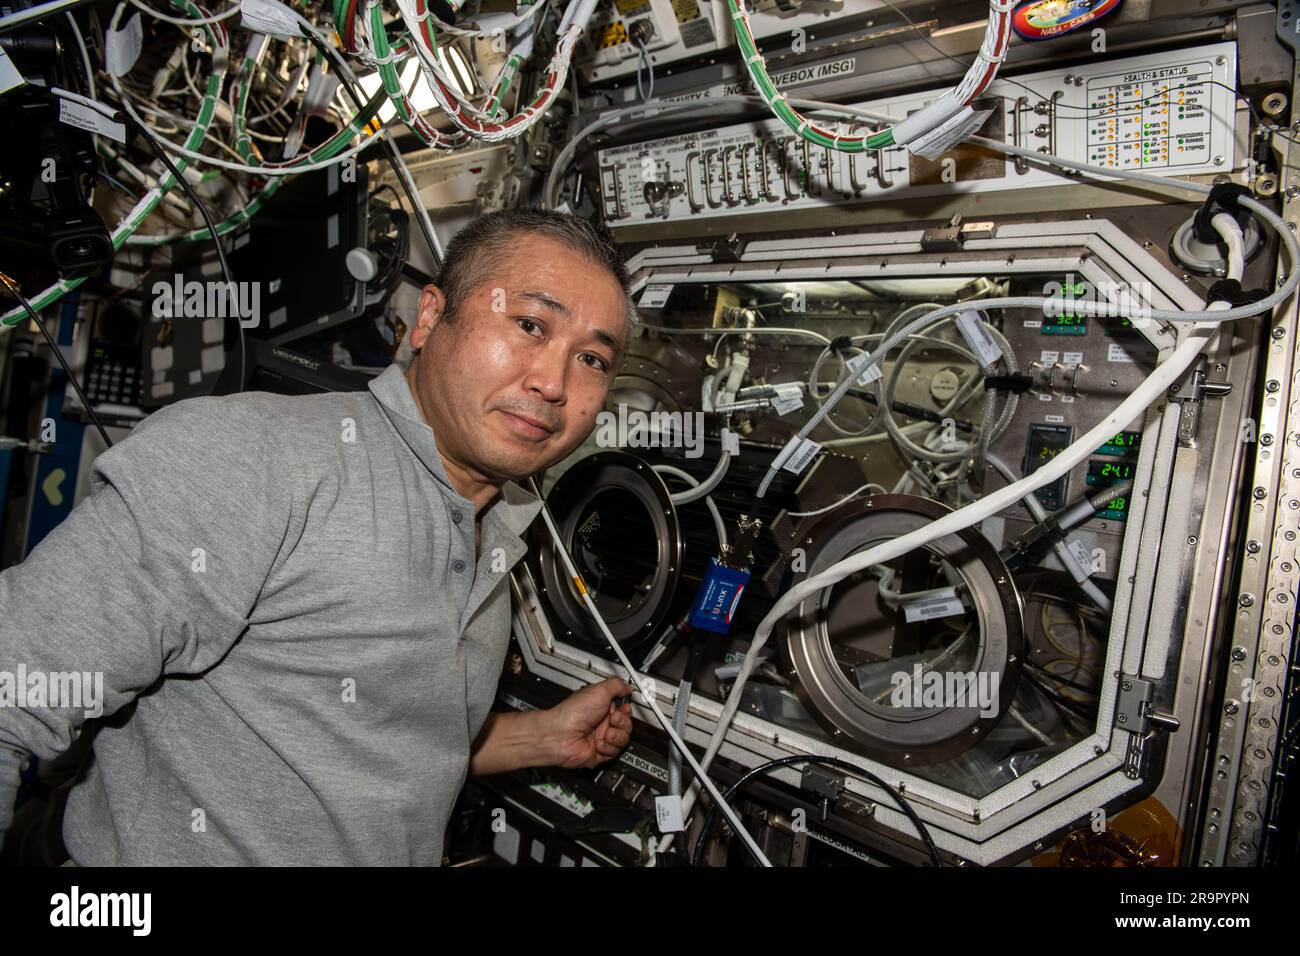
[{"xmin": 367, "ymin": 364, "xmax": 543, "ymax": 537}]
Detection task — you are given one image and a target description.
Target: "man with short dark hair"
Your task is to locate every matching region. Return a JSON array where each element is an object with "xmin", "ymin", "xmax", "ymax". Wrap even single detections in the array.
[{"xmin": 0, "ymin": 209, "xmax": 637, "ymax": 865}]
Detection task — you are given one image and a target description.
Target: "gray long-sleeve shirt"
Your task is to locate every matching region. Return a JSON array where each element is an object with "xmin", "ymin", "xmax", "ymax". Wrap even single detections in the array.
[{"xmin": 0, "ymin": 363, "xmax": 543, "ymax": 864}]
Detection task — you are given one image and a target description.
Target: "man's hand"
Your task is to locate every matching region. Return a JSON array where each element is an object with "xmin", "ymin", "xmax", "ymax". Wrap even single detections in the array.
[
  {"xmin": 544, "ymin": 678, "xmax": 634, "ymax": 770},
  {"xmin": 468, "ymin": 678, "xmax": 635, "ymax": 777}
]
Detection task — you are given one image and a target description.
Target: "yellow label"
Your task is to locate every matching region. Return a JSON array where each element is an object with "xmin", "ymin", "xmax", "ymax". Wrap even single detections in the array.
[
  {"xmin": 671, "ymin": 0, "xmax": 702, "ymax": 23},
  {"xmin": 596, "ymin": 21, "xmax": 629, "ymax": 49}
]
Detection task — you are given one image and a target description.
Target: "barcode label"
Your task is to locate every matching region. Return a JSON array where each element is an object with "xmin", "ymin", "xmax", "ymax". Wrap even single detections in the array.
[
  {"xmin": 902, "ymin": 588, "xmax": 965, "ymax": 622},
  {"xmin": 955, "ymin": 311, "xmax": 1003, "ymax": 370},
  {"xmin": 845, "ymin": 350, "xmax": 883, "ymax": 385},
  {"xmin": 774, "ymin": 436, "xmax": 822, "ymax": 475}
]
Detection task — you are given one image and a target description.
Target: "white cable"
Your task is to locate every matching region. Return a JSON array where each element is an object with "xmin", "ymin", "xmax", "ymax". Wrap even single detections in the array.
[
  {"xmin": 98, "ymin": 0, "xmax": 388, "ymax": 177},
  {"xmin": 697, "ymin": 212, "xmax": 1248, "ymax": 785},
  {"xmin": 652, "ymin": 464, "xmax": 728, "ymax": 550},
  {"xmin": 64, "ymin": 11, "xmax": 95, "ymax": 100},
  {"xmin": 126, "ymin": 0, "xmax": 240, "ymax": 25},
  {"xmin": 106, "ymin": 78, "xmax": 386, "ymax": 175},
  {"xmin": 64, "ymin": 10, "xmax": 98, "ymax": 165},
  {"xmin": 536, "ymin": 501, "xmax": 772, "ymax": 866},
  {"xmin": 787, "ymin": 482, "xmax": 887, "ymax": 518},
  {"xmin": 640, "ymin": 322, "xmax": 831, "ymax": 347},
  {"xmin": 419, "ymin": 1, "xmax": 545, "ymax": 38},
  {"xmin": 0, "ymin": 0, "xmax": 86, "ymax": 32},
  {"xmin": 667, "ymin": 445, "xmax": 732, "ymax": 505},
  {"xmin": 288, "ymin": 11, "xmax": 449, "ymax": 262}
]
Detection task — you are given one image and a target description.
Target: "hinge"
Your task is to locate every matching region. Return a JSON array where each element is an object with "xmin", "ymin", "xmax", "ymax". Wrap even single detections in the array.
[
  {"xmin": 1114, "ymin": 674, "xmax": 1181, "ymax": 779},
  {"xmin": 1168, "ymin": 362, "xmax": 1232, "ymax": 447},
  {"xmin": 921, "ymin": 214, "xmax": 964, "ymax": 252}
]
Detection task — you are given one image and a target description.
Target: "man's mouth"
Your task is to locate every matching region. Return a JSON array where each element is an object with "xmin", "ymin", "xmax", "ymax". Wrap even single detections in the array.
[{"xmin": 499, "ymin": 409, "xmax": 556, "ymax": 440}]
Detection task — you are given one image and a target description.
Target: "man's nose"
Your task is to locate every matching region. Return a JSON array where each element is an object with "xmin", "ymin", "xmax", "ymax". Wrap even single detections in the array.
[{"xmin": 523, "ymin": 343, "xmax": 568, "ymax": 402}]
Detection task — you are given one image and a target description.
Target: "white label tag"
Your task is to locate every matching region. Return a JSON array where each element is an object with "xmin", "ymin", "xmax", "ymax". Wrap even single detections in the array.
[
  {"xmin": 1063, "ymin": 351, "xmax": 1084, "ymax": 367},
  {"xmin": 1107, "ymin": 343, "xmax": 1134, "ymax": 364},
  {"xmin": 1039, "ymin": 350, "xmax": 1060, "ymax": 365},
  {"xmin": 638, "ymin": 283, "xmax": 673, "ymax": 308},
  {"xmin": 720, "ymin": 427, "xmax": 739, "ymax": 456},
  {"xmin": 908, "ymin": 106, "xmax": 993, "ymax": 160},
  {"xmin": 845, "ymin": 350, "xmax": 883, "ymax": 386},
  {"xmin": 1023, "ymin": 319, "xmax": 1042, "ymax": 329},
  {"xmin": 239, "ymin": 0, "xmax": 304, "ymax": 38},
  {"xmin": 57, "ymin": 98, "xmax": 126, "ymax": 143},
  {"xmin": 902, "ymin": 588, "xmax": 965, "ymax": 622},
  {"xmin": 954, "ymin": 311, "xmax": 1002, "ymax": 370},
  {"xmin": 772, "ymin": 395, "xmax": 802, "ymax": 415},
  {"xmin": 303, "ymin": 66, "xmax": 340, "ymax": 117},
  {"xmin": 774, "ymin": 435, "xmax": 821, "ymax": 475},
  {"xmin": 105, "ymin": 11, "xmax": 143, "ymax": 77},
  {"xmin": 771, "ymin": 382, "xmax": 804, "ymax": 415},
  {"xmin": 0, "ymin": 48, "xmax": 23, "ymax": 94},
  {"xmin": 1064, "ymin": 539, "xmax": 1095, "ymax": 583},
  {"xmin": 655, "ymin": 795, "xmax": 686, "ymax": 833},
  {"xmin": 555, "ymin": 201, "xmax": 573, "ymax": 215}
]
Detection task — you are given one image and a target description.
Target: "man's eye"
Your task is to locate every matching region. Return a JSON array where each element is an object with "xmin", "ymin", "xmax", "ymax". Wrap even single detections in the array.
[
  {"xmin": 517, "ymin": 317, "xmax": 543, "ymax": 336},
  {"xmin": 581, "ymin": 353, "xmax": 610, "ymax": 373}
]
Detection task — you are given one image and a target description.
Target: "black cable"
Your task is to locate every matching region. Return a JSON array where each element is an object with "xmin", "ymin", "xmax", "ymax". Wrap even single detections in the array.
[
  {"xmin": 0, "ymin": 273, "xmax": 113, "ymax": 448},
  {"xmin": 1023, "ymin": 659, "xmax": 1099, "ymax": 695},
  {"xmin": 43, "ymin": 88, "xmax": 248, "ymax": 392},
  {"xmin": 691, "ymin": 753, "xmax": 944, "ymax": 867},
  {"xmin": 303, "ymin": 31, "xmax": 443, "ymax": 272},
  {"xmin": 1022, "ymin": 669, "xmax": 1096, "ymax": 721}
]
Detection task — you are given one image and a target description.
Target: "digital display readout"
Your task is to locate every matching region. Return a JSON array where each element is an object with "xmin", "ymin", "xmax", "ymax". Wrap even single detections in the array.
[
  {"xmin": 1096, "ymin": 430, "xmax": 1141, "ymax": 457},
  {"xmin": 1086, "ymin": 457, "xmax": 1134, "ymax": 521},
  {"xmin": 1087, "ymin": 459, "xmax": 1136, "ymax": 484},
  {"xmin": 1097, "ymin": 495, "xmax": 1129, "ymax": 521},
  {"xmin": 1042, "ymin": 312, "xmax": 1087, "ymax": 336},
  {"xmin": 1023, "ymin": 423, "xmax": 1074, "ymax": 509}
]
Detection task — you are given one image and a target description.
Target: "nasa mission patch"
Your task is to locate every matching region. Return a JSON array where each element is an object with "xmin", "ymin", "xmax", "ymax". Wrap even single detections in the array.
[{"xmin": 1011, "ymin": 0, "xmax": 1124, "ymax": 41}]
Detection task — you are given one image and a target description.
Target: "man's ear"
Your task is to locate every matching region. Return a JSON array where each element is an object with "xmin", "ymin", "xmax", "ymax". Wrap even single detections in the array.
[{"xmin": 411, "ymin": 284, "xmax": 448, "ymax": 351}]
